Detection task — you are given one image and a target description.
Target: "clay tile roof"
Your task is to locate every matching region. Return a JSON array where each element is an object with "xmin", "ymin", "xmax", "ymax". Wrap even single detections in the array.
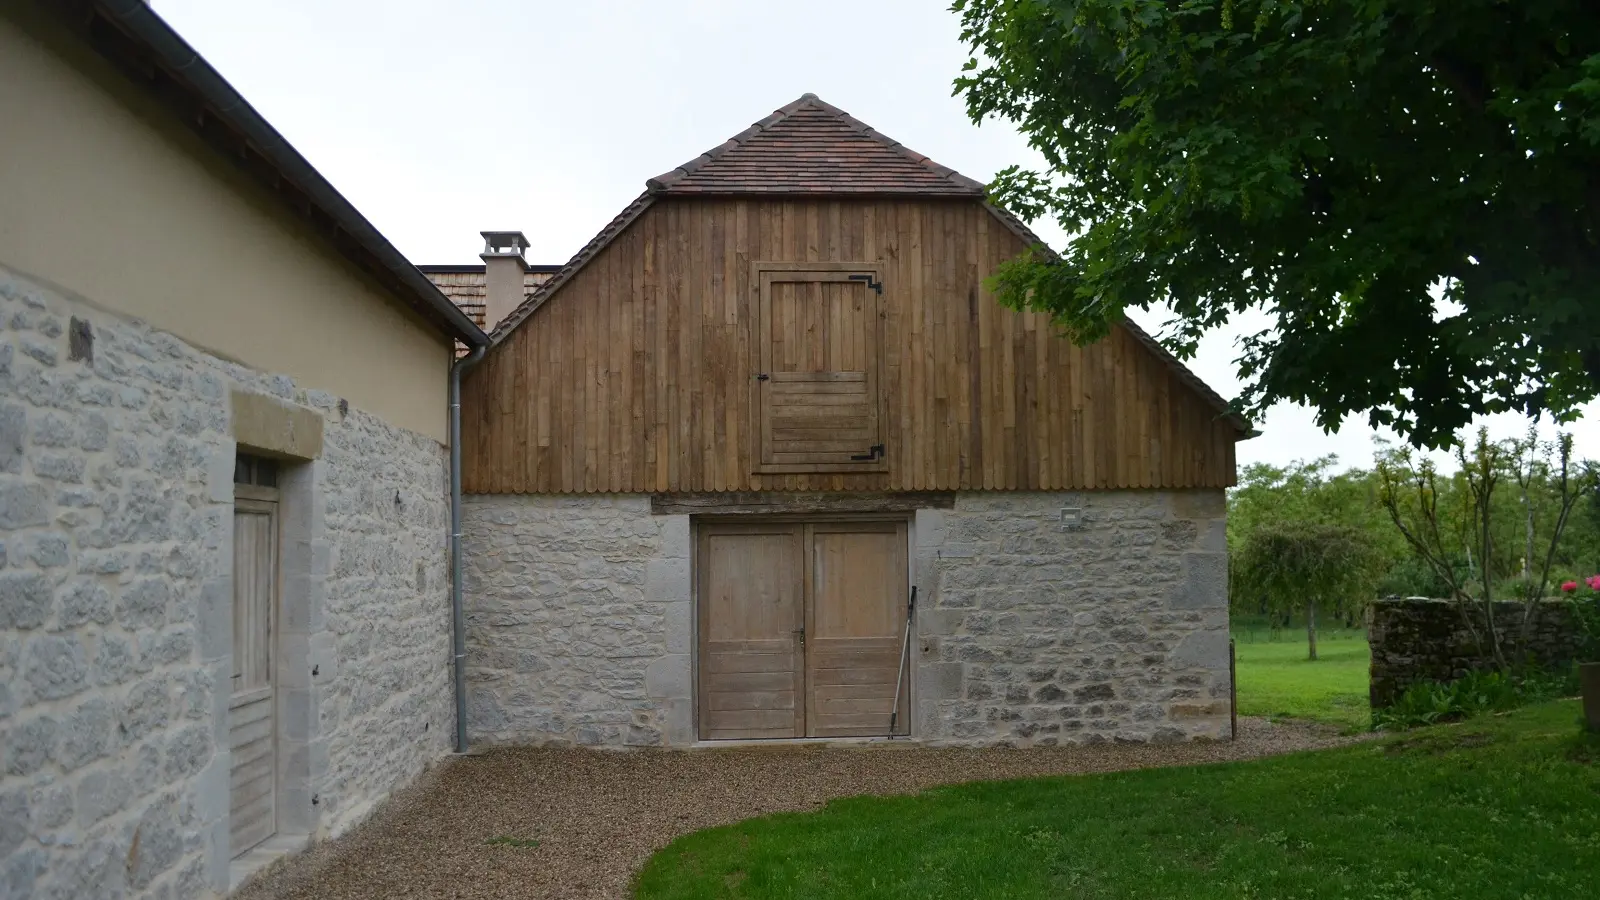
[{"xmin": 648, "ymin": 94, "xmax": 986, "ymax": 196}]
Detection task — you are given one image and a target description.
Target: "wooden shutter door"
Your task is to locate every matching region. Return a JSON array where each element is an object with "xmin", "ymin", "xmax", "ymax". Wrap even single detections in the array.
[
  {"xmin": 231, "ymin": 497, "xmax": 278, "ymax": 855},
  {"xmin": 756, "ymin": 270, "xmax": 883, "ymax": 472},
  {"xmin": 805, "ymin": 521, "xmax": 909, "ymax": 737},
  {"xmin": 697, "ymin": 523, "xmax": 806, "ymax": 739}
]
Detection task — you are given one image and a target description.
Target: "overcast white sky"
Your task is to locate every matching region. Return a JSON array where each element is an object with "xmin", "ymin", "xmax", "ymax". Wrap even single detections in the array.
[{"xmin": 154, "ymin": 0, "xmax": 1597, "ymax": 473}]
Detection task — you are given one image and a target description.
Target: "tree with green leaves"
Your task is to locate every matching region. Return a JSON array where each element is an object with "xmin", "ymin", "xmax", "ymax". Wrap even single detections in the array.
[
  {"xmin": 1233, "ymin": 522, "xmax": 1386, "ymax": 659},
  {"xmin": 1227, "ymin": 455, "xmax": 1409, "ymax": 625},
  {"xmin": 954, "ymin": 0, "xmax": 1600, "ymax": 447}
]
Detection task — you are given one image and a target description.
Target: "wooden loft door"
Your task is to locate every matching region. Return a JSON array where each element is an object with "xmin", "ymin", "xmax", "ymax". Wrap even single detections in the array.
[
  {"xmin": 696, "ymin": 519, "xmax": 910, "ymax": 741},
  {"xmin": 754, "ymin": 267, "xmax": 885, "ymax": 474}
]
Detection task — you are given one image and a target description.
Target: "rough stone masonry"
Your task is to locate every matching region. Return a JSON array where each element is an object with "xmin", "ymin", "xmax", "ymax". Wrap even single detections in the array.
[
  {"xmin": 462, "ymin": 489, "xmax": 1231, "ymax": 748},
  {"xmin": 912, "ymin": 491, "xmax": 1232, "ymax": 746},
  {"xmin": 1367, "ymin": 597, "xmax": 1585, "ymax": 707},
  {"xmin": 462, "ymin": 495, "xmax": 692, "ymax": 747},
  {"xmin": 1, "ymin": 267, "xmax": 454, "ymax": 899}
]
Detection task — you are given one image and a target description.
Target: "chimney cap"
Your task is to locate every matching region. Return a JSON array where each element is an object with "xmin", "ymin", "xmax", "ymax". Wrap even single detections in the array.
[{"xmin": 480, "ymin": 231, "xmax": 530, "ymax": 259}]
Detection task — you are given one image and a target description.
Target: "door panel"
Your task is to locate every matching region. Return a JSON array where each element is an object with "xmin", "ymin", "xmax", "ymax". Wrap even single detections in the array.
[
  {"xmin": 697, "ymin": 525, "xmax": 806, "ymax": 740},
  {"xmin": 805, "ymin": 522, "xmax": 909, "ymax": 737},
  {"xmin": 230, "ymin": 499, "xmax": 277, "ymax": 856},
  {"xmin": 756, "ymin": 272, "xmax": 883, "ymax": 472}
]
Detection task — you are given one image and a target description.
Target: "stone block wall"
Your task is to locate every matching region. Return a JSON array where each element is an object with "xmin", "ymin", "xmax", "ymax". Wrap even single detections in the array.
[
  {"xmin": 462, "ymin": 489, "xmax": 1229, "ymax": 748},
  {"xmin": 1368, "ymin": 597, "xmax": 1584, "ymax": 707},
  {"xmin": 312, "ymin": 410, "xmax": 453, "ymax": 833},
  {"xmin": 461, "ymin": 494, "xmax": 692, "ymax": 746},
  {"xmin": 1, "ymin": 266, "xmax": 453, "ymax": 898},
  {"xmin": 913, "ymin": 491, "xmax": 1232, "ymax": 746}
]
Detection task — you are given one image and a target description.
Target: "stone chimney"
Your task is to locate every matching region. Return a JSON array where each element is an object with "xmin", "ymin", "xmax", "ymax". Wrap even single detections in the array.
[{"xmin": 479, "ymin": 231, "xmax": 531, "ymax": 331}]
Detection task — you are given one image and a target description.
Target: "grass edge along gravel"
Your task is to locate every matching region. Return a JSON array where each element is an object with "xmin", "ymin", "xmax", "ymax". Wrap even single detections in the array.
[
  {"xmin": 634, "ymin": 700, "xmax": 1600, "ymax": 900},
  {"xmin": 1231, "ymin": 635, "xmax": 1370, "ymax": 731}
]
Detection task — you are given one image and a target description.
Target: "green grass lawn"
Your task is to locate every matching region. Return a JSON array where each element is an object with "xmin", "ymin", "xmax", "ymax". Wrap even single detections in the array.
[
  {"xmin": 635, "ymin": 701, "xmax": 1600, "ymax": 900},
  {"xmin": 1232, "ymin": 631, "xmax": 1372, "ymax": 730}
]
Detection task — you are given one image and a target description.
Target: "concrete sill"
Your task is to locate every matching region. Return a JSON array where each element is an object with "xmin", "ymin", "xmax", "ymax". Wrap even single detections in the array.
[{"xmin": 229, "ymin": 832, "xmax": 311, "ymax": 894}]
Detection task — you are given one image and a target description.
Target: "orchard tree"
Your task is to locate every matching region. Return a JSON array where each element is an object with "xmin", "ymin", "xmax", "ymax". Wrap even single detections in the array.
[
  {"xmin": 1228, "ymin": 455, "xmax": 1407, "ymax": 625},
  {"xmin": 1234, "ymin": 522, "xmax": 1385, "ymax": 659},
  {"xmin": 954, "ymin": 0, "xmax": 1600, "ymax": 447}
]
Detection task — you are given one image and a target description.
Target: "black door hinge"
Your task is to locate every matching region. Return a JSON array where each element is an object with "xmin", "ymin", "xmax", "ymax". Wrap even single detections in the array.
[
  {"xmin": 755, "ymin": 373, "xmax": 770, "ymax": 381},
  {"xmin": 850, "ymin": 443, "xmax": 885, "ymax": 461},
  {"xmin": 848, "ymin": 274, "xmax": 883, "ymax": 294},
  {"xmin": 908, "ymin": 585, "xmax": 917, "ymax": 615}
]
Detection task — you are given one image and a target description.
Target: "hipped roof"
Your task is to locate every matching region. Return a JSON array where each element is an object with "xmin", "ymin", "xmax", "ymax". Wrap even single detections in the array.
[{"xmin": 647, "ymin": 93, "xmax": 986, "ymax": 196}]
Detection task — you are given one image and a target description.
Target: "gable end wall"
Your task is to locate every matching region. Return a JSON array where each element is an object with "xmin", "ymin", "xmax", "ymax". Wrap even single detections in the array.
[{"xmin": 463, "ymin": 197, "xmax": 1238, "ymax": 494}]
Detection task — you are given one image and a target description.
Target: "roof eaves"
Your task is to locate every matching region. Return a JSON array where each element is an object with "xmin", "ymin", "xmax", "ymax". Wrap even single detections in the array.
[
  {"xmin": 981, "ymin": 202, "xmax": 1254, "ymax": 437},
  {"xmin": 65, "ymin": 1, "xmax": 487, "ymax": 348}
]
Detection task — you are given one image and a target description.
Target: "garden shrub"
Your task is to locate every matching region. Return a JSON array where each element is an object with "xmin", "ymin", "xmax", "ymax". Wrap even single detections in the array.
[
  {"xmin": 1373, "ymin": 667, "xmax": 1579, "ymax": 731},
  {"xmin": 1564, "ymin": 575, "xmax": 1600, "ymax": 660}
]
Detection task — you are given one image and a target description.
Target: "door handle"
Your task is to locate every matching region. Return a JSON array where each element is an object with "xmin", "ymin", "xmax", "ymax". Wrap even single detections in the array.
[
  {"xmin": 792, "ymin": 629, "xmax": 805, "ymax": 644},
  {"xmin": 850, "ymin": 444, "xmax": 885, "ymax": 461}
]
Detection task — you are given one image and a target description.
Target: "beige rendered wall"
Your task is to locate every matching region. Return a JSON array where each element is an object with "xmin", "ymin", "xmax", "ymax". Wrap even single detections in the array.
[{"xmin": 0, "ymin": 9, "xmax": 451, "ymax": 442}]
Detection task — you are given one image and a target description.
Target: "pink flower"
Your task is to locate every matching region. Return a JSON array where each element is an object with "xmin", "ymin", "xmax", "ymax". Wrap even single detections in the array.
[
  {"xmin": 1587, "ymin": 574, "xmax": 1600, "ymax": 591},
  {"xmin": 1561, "ymin": 580, "xmax": 1579, "ymax": 593}
]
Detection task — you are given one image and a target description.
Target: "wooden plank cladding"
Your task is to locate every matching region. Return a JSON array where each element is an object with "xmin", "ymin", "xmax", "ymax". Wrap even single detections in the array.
[{"xmin": 461, "ymin": 197, "xmax": 1240, "ymax": 494}]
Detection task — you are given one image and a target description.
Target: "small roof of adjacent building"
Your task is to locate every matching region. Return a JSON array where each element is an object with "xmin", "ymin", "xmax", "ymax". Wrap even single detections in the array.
[{"xmin": 419, "ymin": 265, "xmax": 561, "ymax": 331}]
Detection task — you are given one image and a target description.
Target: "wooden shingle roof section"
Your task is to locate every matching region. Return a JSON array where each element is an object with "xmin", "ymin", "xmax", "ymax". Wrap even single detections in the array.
[
  {"xmin": 649, "ymin": 94, "xmax": 986, "ymax": 196},
  {"xmin": 420, "ymin": 265, "xmax": 559, "ymax": 330}
]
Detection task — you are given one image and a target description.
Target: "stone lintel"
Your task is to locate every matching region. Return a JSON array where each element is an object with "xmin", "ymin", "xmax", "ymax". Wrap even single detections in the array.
[{"xmin": 230, "ymin": 388, "xmax": 324, "ymax": 460}]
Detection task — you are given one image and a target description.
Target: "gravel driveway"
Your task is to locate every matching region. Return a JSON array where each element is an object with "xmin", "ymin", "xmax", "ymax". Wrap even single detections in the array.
[{"xmin": 233, "ymin": 718, "xmax": 1364, "ymax": 900}]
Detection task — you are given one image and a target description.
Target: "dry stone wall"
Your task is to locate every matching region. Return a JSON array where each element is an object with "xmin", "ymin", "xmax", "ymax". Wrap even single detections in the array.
[
  {"xmin": 1, "ymin": 266, "xmax": 453, "ymax": 899},
  {"xmin": 1368, "ymin": 597, "xmax": 1584, "ymax": 707}
]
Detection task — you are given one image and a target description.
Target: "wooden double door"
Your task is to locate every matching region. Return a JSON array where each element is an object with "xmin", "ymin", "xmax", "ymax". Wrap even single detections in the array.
[{"xmin": 697, "ymin": 520, "xmax": 910, "ymax": 740}]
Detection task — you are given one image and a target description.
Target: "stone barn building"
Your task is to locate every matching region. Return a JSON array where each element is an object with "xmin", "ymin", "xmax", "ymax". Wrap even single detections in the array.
[
  {"xmin": 450, "ymin": 94, "xmax": 1247, "ymax": 749},
  {"xmin": 4, "ymin": 5, "xmax": 1248, "ymax": 894}
]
